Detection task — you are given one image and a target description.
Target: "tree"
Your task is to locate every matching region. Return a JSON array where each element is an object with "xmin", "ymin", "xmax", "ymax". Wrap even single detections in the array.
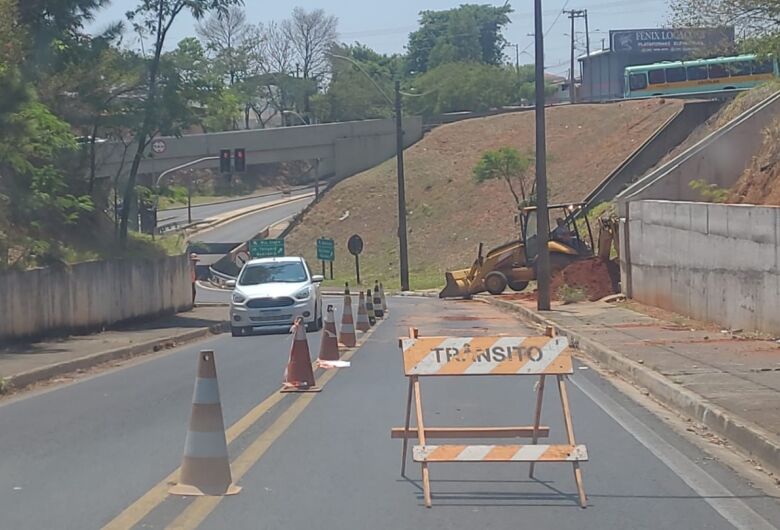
[
  {"xmin": 196, "ymin": 5, "xmax": 251, "ymax": 86},
  {"xmin": 405, "ymin": 62, "xmax": 524, "ymax": 117},
  {"xmin": 313, "ymin": 43, "xmax": 399, "ymax": 123},
  {"xmin": 119, "ymin": 0, "xmax": 243, "ymax": 244},
  {"xmin": 473, "ymin": 147, "xmax": 533, "ymax": 207},
  {"xmin": 281, "ymin": 7, "xmax": 338, "ymax": 81},
  {"xmin": 670, "ymin": 0, "xmax": 780, "ymax": 55},
  {"xmin": 407, "ymin": 4, "xmax": 513, "ymax": 74}
]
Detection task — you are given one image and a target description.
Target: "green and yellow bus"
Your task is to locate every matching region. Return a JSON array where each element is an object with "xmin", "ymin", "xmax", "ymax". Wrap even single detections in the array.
[{"xmin": 624, "ymin": 54, "xmax": 778, "ymax": 99}]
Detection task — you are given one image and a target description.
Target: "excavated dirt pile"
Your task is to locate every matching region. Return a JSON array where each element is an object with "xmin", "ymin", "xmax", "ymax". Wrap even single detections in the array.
[
  {"xmin": 500, "ymin": 257, "xmax": 619, "ymax": 303},
  {"xmin": 554, "ymin": 257, "xmax": 620, "ymax": 302}
]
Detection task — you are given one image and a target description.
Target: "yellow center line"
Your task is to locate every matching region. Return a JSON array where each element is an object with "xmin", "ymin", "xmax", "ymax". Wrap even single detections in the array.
[
  {"xmin": 165, "ymin": 327, "xmax": 377, "ymax": 530},
  {"xmin": 101, "ymin": 320, "xmax": 382, "ymax": 530}
]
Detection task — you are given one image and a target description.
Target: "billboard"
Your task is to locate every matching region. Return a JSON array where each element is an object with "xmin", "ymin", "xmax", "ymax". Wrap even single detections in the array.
[{"xmin": 610, "ymin": 27, "xmax": 734, "ymax": 55}]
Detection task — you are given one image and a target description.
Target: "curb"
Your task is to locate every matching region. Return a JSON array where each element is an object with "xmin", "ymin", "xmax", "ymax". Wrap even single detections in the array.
[
  {"xmin": 482, "ymin": 296, "xmax": 780, "ymax": 478},
  {"xmin": 5, "ymin": 321, "xmax": 230, "ymax": 393}
]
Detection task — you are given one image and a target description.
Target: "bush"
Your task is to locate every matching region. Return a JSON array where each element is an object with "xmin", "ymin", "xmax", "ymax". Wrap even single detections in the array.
[{"xmin": 557, "ymin": 284, "xmax": 587, "ymax": 305}]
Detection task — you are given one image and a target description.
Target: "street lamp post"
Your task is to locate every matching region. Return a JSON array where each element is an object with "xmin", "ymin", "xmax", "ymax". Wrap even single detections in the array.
[
  {"xmin": 534, "ymin": 0, "xmax": 552, "ymax": 311},
  {"xmin": 329, "ymin": 53, "xmax": 411, "ymax": 291}
]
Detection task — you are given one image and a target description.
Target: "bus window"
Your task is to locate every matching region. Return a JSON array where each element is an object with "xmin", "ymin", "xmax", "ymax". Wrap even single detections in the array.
[
  {"xmin": 648, "ymin": 69, "xmax": 666, "ymax": 84},
  {"xmin": 665, "ymin": 67, "xmax": 686, "ymax": 83},
  {"xmin": 753, "ymin": 60, "xmax": 774, "ymax": 74},
  {"xmin": 686, "ymin": 65, "xmax": 707, "ymax": 80},
  {"xmin": 708, "ymin": 64, "xmax": 729, "ymax": 78},
  {"xmin": 728, "ymin": 61, "xmax": 752, "ymax": 77},
  {"xmin": 628, "ymin": 73, "xmax": 647, "ymax": 91}
]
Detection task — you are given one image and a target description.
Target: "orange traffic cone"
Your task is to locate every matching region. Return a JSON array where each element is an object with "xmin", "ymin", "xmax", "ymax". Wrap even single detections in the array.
[
  {"xmin": 339, "ymin": 283, "xmax": 357, "ymax": 347},
  {"xmin": 282, "ymin": 318, "xmax": 319, "ymax": 393},
  {"xmin": 355, "ymin": 291, "xmax": 370, "ymax": 332},
  {"xmin": 366, "ymin": 289, "xmax": 376, "ymax": 326},
  {"xmin": 318, "ymin": 305, "xmax": 340, "ymax": 361},
  {"xmin": 379, "ymin": 282, "xmax": 388, "ymax": 313},
  {"xmin": 373, "ymin": 281, "xmax": 384, "ymax": 319},
  {"xmin": 170, "ymin": 350, "xmax": 241, "ymax": 496}
]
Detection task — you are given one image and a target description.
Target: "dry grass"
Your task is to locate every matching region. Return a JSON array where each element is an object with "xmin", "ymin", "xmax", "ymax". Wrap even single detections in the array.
[{"xmin": 285, "ymin": 99, "xmax": 683, "ymax": 288}]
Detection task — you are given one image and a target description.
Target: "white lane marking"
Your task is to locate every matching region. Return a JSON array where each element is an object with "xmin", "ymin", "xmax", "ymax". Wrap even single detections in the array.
[{"xmin": 572, "ymin": 374, "xmax": 777, "ymax": 530}]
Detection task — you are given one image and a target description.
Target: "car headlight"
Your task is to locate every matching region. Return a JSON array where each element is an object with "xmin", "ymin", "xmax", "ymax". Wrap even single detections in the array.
[
  {"xmin": 232, "ymin": 292, "xmax": 247, "ymax": 304},
  {"xmin": 294, "ymin": 287, "xmax": 311, "ymax": 300}
]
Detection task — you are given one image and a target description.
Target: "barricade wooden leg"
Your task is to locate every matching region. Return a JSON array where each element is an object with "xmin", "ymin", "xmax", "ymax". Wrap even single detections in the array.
[
  {"xmin": 401, "ymin": 377, "xmax": 413, "ymax": 477},
  {"xmin": 557, "ymin": 375, "xmax": 587, "ymax": 508},
  {"xmin": 413, "ymin": 376, "xmax": 432, "ymax": 508},
  {"xmin": 529, "ymin": 375, "xmax": 546, "ymax": 478}
]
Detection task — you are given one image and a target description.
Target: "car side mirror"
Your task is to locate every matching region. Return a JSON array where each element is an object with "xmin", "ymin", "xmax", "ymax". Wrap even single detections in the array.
[
  {"xmin": 226, "ymin": 280, "xmax": 236, "ymax": 288},
  {"xmin": 312, "ymin": 275, "xmax": 325, "ymax": 283}
]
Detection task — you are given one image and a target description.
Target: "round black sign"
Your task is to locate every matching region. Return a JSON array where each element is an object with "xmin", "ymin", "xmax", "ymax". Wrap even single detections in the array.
[{"xmin": 347, "ymin": 234, "xmax": 364, "ymax": 256}]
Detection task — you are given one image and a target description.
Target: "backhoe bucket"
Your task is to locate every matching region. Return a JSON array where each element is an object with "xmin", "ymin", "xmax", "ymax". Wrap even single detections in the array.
[{"xmin": 439, "ymin": 269, "xmax": 472, "ymax": 298}]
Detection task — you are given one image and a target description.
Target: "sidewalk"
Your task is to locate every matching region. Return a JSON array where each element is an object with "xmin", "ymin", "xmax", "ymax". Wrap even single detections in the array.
[
  {"xmin": 0, "ymin": 305, "xmax": 229, "ymax": 392},
  {"xmin": 483, "ymin": 295, "xmax": 780, "ymax": 479}
]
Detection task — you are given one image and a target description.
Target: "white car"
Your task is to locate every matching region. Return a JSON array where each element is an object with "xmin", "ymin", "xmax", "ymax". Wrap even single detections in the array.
[{"xmin": 229, "ymin": 256, "xmax": 324, "ymax": 336}]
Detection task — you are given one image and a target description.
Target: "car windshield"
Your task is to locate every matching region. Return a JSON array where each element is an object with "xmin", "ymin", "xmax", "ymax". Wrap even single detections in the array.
[{"xmin": 239, "ymin": 262, "xmax": 307, "ymax": 285}]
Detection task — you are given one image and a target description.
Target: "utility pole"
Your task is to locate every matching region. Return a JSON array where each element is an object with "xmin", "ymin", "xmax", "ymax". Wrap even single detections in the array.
[
  {"xmin": 515, "ymin": 43, "xmax": 520, "ymax": 73},
  {"xmin": 395, "ymin": 80, "xmax": 410, "ymax": 292},
  {"xmin": 534, "ymin": 0, "xmax": 551, "ymax": 311},
  {"xmin": 584, "ymin": 9, "xmax": 591, "ymax": 102},
  {"xmin": 564, "ymin": 9, "xmax": 588, "ymax": 103},
  {"xmin": 568, "ymin": 10, "xmax": 575, "ymax": 104}
]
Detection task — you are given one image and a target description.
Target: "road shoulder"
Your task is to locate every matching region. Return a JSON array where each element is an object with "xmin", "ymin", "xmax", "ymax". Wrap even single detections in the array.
[
  {"xmin": 0, "ymin": 305, "xmax": 229, "ymax": 394},
  {"xmin": 481, "ymin": 295, "xmax": 780, "ymax": 481}
]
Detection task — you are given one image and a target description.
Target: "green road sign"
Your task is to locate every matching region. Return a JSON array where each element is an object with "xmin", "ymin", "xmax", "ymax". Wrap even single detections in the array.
[
  {"xmin": 317, "ymin": 238, "xmax": 335, "ymax": 262},
  {"xmin": 249, "ymin": 238, "xmax": 285, "ymax": 258}
]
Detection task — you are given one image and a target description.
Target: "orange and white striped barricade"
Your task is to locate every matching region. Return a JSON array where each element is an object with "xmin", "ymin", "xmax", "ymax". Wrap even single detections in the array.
[{"xmin": 391, "ymin": 328, "xmax": 587, "ymax": 508}]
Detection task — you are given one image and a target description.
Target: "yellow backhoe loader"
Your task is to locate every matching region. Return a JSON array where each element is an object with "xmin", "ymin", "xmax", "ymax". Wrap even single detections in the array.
[{"xmin": 439, "ymin": 203, "xmax": 596, "ymax": 298}]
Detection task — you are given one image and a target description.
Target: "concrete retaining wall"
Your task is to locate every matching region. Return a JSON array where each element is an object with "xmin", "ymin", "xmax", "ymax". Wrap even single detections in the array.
[
  {"xmin": 622, "ymin": 200, "xmax": 780, "ymax": 334},
  {"xmin": 617, "ymin": 91, "xmax": 780, "ymax": 216},
  {"xmin": 584, "ymin": 100, "xmax": 723, "ymax": 209},
  {"xmin": 0, "ymin": 255, "xmax": 192, "ymax": 342}
]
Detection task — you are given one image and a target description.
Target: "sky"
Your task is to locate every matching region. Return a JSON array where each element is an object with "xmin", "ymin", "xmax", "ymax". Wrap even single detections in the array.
[{"xmin": 88, "ymin": 0, "xmax": 671, "ymax": 76}]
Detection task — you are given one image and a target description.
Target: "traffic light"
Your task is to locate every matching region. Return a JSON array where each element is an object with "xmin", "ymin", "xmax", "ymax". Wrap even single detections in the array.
[
  {"xmin": 219, "ymin": 149, "xmax": 232, "ymax": 173},
  {"xmin": 234, "ymin": 148, "xmax": 246, "ymax": 172}
]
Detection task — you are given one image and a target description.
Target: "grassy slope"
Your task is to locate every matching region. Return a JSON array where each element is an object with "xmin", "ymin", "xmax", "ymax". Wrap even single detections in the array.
[{"xmin": 286, "ymin": 99, "xmax": 683, "ymax": 290}]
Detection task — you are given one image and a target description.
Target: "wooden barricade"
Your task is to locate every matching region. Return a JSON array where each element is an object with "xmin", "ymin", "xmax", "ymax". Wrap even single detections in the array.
[{"xmin": 392, "ymin": 327, "xmax": 588, "ymax": 508}]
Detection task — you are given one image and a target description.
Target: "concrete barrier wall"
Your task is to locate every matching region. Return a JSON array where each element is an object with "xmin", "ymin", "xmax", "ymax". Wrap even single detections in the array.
[
  {"xmin": 0, "ymin": 255, "xmax": 192, "ymax": 342},
  {"xmin": 623, "ymin": 200, "xmax": 780, "ymax": 334},
  {"xmin": 617, "ymin": 91, "xmax": 780, "ymax": 216},
  {"xmin": 584, "ymin": 100, "xmax": 723, "ymax": 209}
]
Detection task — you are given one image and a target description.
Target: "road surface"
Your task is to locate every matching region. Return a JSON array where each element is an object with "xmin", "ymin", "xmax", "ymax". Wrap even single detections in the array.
[
  {"xmin": 160, "ymin": 187, "xmax": 313, "ymax": 226},
  {"xmin": 196, "ymin": 196, "xmax": 312, "ymax": 244},
  {"xmin": 1, "ymin": 297, "xmax": 778, "ymax": 530}
]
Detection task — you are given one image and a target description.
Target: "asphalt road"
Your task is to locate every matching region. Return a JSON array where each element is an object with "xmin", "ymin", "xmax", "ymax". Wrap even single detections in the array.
[
  {"xmin": 195, "ymin": 196, "xmax": 313, "ymax": 244},
  {"xmin": 1, "ymin": 297, "xmax": 778, "ymax": 529},
  {"xmin": 159, "ymin": 187, "xmax": 313, "ymax": 226}
]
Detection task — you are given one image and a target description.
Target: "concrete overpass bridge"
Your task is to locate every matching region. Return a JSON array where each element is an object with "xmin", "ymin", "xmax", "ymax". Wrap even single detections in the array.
[{"xmin": 94, "ymin": 117, "xmax": 424, "ymax": 184}]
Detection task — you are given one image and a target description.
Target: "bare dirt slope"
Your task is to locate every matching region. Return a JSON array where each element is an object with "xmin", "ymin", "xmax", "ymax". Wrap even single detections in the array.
[
  {"xmin": 728, "ymin": 116, "xmax": 780, "ymax": 204},
  {"xmin": 285, "ymin": 99, "xmax": 682, "ymax": 288}
]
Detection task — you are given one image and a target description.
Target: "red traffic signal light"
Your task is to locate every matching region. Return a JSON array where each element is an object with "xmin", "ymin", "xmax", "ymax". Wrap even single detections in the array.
[
  {"xmin": 234, "ymin": 148, "xmax": 246, "ymax": 172},
  {"xmin": 219, "ymin": 149, "xmax": 232, "ymax": 173}
]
